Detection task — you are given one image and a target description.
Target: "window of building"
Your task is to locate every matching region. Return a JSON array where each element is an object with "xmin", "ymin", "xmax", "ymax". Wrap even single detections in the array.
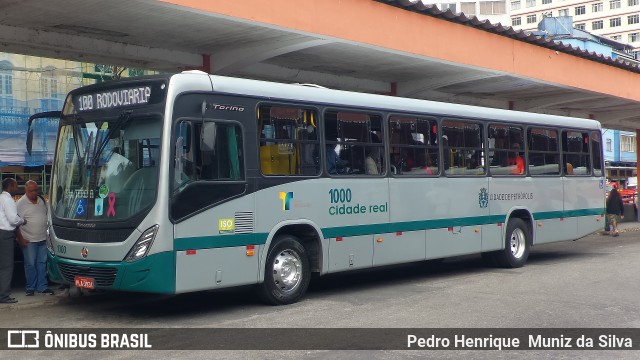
[
  {"xmin": 488, "ymin": 124, "xmax": 525, "ymax": 175},
  {"xmin": 629, "ymin": 32, "xmax": 640, "ymax": 42},
  {"xmin": 542, "ymin": 0, "xmax": 551, "ymax": 4},
  {"xmin": 511, "ymin": 1, "xmax": 521, "ymax": 10},
  {"xmin": 526, "ymin": 0, "xmax": 536, "ymax": 7},
  {"xmin": 591, "ymin": 132, "xmax": 603, "ymax": 176},
  {"xmin": 441, "ymin": 120, "xmax": 485, "ymax": 176},
  {"xmin": 611, "ymin": 35, "xmax": 622, "ymax": 40},
  {"xmin": 630, "ymin": 0, "xmax": 640, "ymax": 6},
  {"xmin": 575, "ymin": 5, "xmax": 586, "ymax": 15},
  {"xmin": 610, "ymin": 17, "xmax": 621, "ymax": 27},
  {"xmin": 610, "ymin": 0, "xmax": 621, "ymax": 8},
  {"xmin": 558, "ymin": 8, "xmax": 569, "ymax": 16},
  {"xmin": 512, "ymin": 17, "xmax": 522, "ymax": 26},
  {"xmin": 562, "ymin": 131, "xmax": 591, "ymax": 175},
  {"xmin": 575, "ymin": 23, "xmax": 586, "ymax": 30},
  {"xmin": 40, "ymin": 77, "xmax": 58, "ymax": 99},
  {"xmin": 592, "ymin": 20, "xmax": 604, "ymax": 30},
  {"xmin": 606, "ymin": 138, "xmax": 612, "ymax": 152},
  {"xmin": 620, "ymin": 134, "xmax": 636, "ymax": 152},
  {"xmin": 324, "ymin": 111, "xmax": 384, "ymax": 176},
  {"xmin": 388, "ymin": 116, "xmax": 439, "ymax": 176},
  {"xmin": 592, "ymin": 2, "xmax": 603, "ymax": 12},
  {"xmin": 629, "ymin": 14, "xmax": 639, "ymax": 25},
  {"xmin": 0, "ymin": 70, "xmax": 12, "ymax": 96},
  {"xmin": 440, "ymin": 3, "xmax": 457, "ymax": 12},
  {"xmin": 461, "ymin": 2, "xmax": 477, "ymax": 15},
  {"xmin": 527, "ymin": 128, "xmax": 560, "ymax": 176},
  {"xmin": 480, "ymin": 1, "xmax": 506, "ymax": 14},
  {"xmin": 527, "ymin": 14, "xmax": 537, "ymax": 23},
  {"xmin": 258, "ymin": 106, "xmax": 321, "ymax": 176}
]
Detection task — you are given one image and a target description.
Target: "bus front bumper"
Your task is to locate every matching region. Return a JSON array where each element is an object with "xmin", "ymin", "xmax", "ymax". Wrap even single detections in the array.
[{"xmin": 47, "ymin": 251, "xmax": 175, "ymax": 294}]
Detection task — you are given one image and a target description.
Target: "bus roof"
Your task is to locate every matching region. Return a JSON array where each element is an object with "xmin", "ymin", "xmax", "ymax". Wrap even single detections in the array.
[{"xmin": 179, "ymin": 72, "xmax": 601, "ymax": 130}]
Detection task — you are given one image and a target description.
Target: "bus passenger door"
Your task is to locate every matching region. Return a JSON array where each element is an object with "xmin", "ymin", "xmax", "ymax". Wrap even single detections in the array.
[{"xmin": 172, "ymin": 119, "xmax": 258, "ymax": 293}]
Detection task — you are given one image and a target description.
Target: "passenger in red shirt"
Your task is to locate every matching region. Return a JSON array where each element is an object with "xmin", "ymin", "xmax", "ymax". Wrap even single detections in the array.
[{"xmin": 508, "ymin": 143, "xmax": 524, "ymax": 175}]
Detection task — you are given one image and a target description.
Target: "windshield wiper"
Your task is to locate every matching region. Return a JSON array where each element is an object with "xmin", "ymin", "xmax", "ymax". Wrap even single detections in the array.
[
  {"xmin": 92, "ymin": 110, "xmax": 132, "ymax": 167},
  {"xmin": 70, "ymin": 115, "xmax": 87, "ymax": 187}
]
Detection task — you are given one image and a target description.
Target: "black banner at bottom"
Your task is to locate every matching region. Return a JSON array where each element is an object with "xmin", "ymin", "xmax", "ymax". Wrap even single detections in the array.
[{"xmin": 1, "ymin": 328, "xmax": 639, "ymax": 350}]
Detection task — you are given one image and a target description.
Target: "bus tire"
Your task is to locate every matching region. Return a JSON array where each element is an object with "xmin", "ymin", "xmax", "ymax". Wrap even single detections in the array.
[
  {"xmin": 494, "ymin": 218, "xmax": 531, "ymax": 268},
  {"xmin": 258, "ymin": 235, "xmax": 310, "ymax": 305}
]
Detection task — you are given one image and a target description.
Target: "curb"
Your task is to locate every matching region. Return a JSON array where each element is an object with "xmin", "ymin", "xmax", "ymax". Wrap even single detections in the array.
[
  {"xmin": 599, "ymin": 226, "xmax": 640, "ymax": 236},
  {"xmin": 0, "ymin": 287, "xmax": 92, "ymax": 311},
  {"xmin": 0, "ymin": 296, "xmax": 63, "ymax": 311}
]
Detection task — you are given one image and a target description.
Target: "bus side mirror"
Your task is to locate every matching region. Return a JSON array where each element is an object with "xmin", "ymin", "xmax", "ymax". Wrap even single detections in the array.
[
  {"xmin": 26, "ymin": 128, "xmax": 34, "ymax": 156},
  {"xmin": 26, "ymin": 110, "xmax": 61, "ymax": 156}
]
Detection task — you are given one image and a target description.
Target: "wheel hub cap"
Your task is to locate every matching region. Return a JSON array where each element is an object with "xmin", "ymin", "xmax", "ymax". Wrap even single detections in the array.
[
  {"xmin": 272, "ymin": 250, "xmax": 302, "ymax": 292},
  {"xmin": 510, "ymin": 228, "xmax": 526, "ymax": 259}
]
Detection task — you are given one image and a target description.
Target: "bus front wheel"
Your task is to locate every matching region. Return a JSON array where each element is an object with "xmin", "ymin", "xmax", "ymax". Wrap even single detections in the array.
[
  {"xmin": 258, "ymin": 235, "xmax": 311, "ymax": 305},
  {"xmin": 494, "ymin": 218, "xmax": 531, "ymax": 268}
]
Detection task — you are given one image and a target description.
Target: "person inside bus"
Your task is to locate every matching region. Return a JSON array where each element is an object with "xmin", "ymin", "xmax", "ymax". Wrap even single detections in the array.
[
  {"xmin": 326, "ymin": 144, "xmax": 347, "ymax": 174},
  {"xmin": 507, "ymin": 143, "xmax": 524, "ymax": 175},
  {"xmin": 565, "ymin": 162, "xmax": 574, "ymax": 175},
  {"xmin": 365, "ymin": 147, "xmax": 381, "ymax": 175}
]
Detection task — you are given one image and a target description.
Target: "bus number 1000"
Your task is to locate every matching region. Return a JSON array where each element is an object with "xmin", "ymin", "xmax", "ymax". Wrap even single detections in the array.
[{"xmin": 329, "ymin": 188, "xmax": 352, "ymax": 204}]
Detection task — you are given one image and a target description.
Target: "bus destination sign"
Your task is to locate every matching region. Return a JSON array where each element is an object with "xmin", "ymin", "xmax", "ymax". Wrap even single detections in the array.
[{"xmin": 75, "ymin": 86, "xmax": 152, "ymax": 112}]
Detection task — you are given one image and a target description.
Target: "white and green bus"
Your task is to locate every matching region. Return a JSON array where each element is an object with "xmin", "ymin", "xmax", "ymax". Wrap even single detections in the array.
[{"xmin": 36, "ymin": 71, "xmax": 605, "ymax": 305}]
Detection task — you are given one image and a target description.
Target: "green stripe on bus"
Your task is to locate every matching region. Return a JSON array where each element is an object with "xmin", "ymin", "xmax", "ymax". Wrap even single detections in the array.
[
  {"xmin": 533, "ymin": 208, "xmax": 604, "ymax": 220},
  {"xmin": 321, "ymin": 214, "xmax": 506, "ymax": 238},
  {"xmin": 173, "ymin": 207, "xmax": 604, "ymax": 250}
]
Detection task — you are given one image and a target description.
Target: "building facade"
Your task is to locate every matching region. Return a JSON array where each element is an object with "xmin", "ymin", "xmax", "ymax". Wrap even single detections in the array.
[
  {"xmin": 0, "ymin": 53, "xmax": 156, "ymax": 168},
  {"xmin": 509, "ymin": 0, "xmax": 640, "ymax": 57},
  {"xmin": 424, "ymin": 1, "xmax": 511, "ymax": 23},
  {"xmin": 602, "ymin": 128, "xmax": 637, "ymax": 181}
]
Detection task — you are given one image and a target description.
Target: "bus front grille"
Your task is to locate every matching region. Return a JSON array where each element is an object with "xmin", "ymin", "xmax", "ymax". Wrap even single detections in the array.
[
  {"xmin": 52, "ymin": 226, "xmax": 134, "ymax": 243},
  {"xmin": 58, "ymin": 263, "xmax": 118, "ymax": 287}
]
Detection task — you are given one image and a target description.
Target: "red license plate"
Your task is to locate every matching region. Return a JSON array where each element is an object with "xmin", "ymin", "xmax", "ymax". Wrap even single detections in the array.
[{"xmin": 74, "ymin": 276, "xmax": 95, "ymax": 289}]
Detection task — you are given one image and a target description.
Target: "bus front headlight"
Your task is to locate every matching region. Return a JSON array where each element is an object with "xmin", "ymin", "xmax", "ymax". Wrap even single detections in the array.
[{"xmin": 125, "ymin": 225, "xmax": 159, "ymax": 262}]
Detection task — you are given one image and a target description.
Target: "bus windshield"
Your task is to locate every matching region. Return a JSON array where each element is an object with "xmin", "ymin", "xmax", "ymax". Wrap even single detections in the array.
[{"xmin": 51, "ymin": 114, "xmax": 161, "ymax": 222}]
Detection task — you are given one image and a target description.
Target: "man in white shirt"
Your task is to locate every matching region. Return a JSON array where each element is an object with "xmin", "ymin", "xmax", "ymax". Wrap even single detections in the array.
[
  {"xmin": 0, "ymin": 178, "xmax": 25, "ymax": 303},
  {"xmin": 17, "ymin": 180, "xmax": 53, "ymax": 296}
]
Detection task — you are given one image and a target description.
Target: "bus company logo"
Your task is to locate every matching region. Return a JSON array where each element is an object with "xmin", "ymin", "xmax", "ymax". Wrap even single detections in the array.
[
  {"xmin": 7, "ymin": 330, "xmax": 39, "ymax": 348},
  {"xmin": 279, "ymin": 191, "xmax": 294, "ymax": 211},
  {"xmin": 479, "ymin": 188, "xmax": 489, "ymax": 208},
  {"xmin": 81, "ymin": 247, "xmax": 88, "ymax": 258}
]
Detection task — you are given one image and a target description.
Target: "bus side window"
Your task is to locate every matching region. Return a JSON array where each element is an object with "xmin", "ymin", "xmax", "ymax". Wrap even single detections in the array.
[
  {"xmin": 442, "ymin": 120, "xmax": 485, "ymax": 176},
  {"xmin": 527, "ymin": 127, "xmax": 560, "ymax": 176},
  {"xmin": 488, "ymin": 124, "xmax": 524, "ymax": 176},
  {"xmin": 389, "ymin": 116, "xmax": 439, "ymax": 176},
  {"xmin": 591, "ymin": 131, "xmax": 603, "ymax": 176},
  {"xmin": 324, "ymin": 111, "xmax": 384, "ymax": 176},
  {"xmin": 562, "ymin": 130, "xmax": 590, "ymax": 176},
  {"xmin": 258, "ymin": 106, "xmax": 320, "ymax": 176},
  {"xmin": 171, "ymin": 120, "xmax": 246, "ymax": 220}
]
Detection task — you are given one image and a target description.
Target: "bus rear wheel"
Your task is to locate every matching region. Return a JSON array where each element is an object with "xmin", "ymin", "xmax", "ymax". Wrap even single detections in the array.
[
  {"xmin": 258, "ymin": 235, "xmax": 310, "ymax": 305},
  {"xmin": 493, "ymin": 218, "xmax": 531, "ymax": 268}
]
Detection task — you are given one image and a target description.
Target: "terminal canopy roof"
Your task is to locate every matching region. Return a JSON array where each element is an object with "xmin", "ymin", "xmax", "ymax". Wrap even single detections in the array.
[{"xmin": 0, "ymin": 0, "xmax": 640, "ymax": 130}]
